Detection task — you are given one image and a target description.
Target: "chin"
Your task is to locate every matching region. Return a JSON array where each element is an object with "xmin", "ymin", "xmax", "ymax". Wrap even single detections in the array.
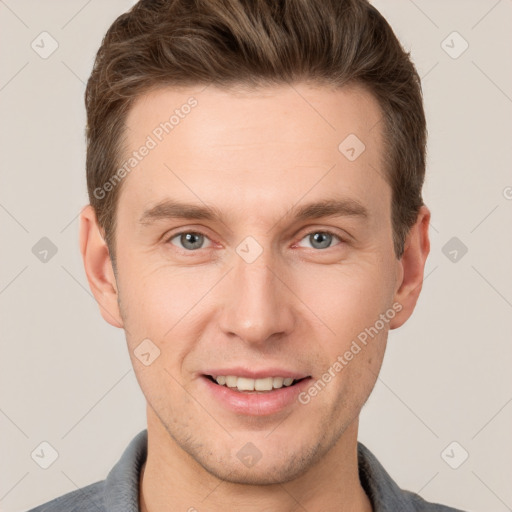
[
  {"xmin": 203, "ymin": 462, "xmax": 306, "ymax": 486},
  {"xmin": 196, "ymin": 443, "xmax": 324, "ymax": 486}
]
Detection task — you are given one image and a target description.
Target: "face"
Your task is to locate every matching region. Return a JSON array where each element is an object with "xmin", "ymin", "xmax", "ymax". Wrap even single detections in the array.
[{"xmin": 82, "ymin": 83, "xmax": 425, "ymax": 485}]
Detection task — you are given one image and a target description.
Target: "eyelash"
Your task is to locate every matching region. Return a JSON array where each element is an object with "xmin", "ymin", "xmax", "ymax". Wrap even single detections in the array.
[{"xmin": 165, "ymin": 229, "xmax": 345, "ymax": 252}]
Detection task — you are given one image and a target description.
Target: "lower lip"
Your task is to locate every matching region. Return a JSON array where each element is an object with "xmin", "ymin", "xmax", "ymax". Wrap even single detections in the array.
[{"xmin": 200, "ymin": 376, "xmax": 312, "ymax": 416}]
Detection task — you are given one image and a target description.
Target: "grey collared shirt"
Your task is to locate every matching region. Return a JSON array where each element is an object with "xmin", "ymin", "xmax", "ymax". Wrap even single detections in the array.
[{"xmin": 26, "ymin": 429, "xmax": 467, "ymax": 512}]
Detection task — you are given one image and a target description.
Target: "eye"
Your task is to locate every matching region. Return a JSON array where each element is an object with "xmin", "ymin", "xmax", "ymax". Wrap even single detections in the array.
[
  {"xmin": 167, "ymin": 231, "xmax": 212, "ymax": 251},
  {"xmin": 166, "ymin": 229, "xmax": 344, "ymax": 252},
  {"xmin": 297, "ymin": 230, "xmax": 343, "ymax": 250}
]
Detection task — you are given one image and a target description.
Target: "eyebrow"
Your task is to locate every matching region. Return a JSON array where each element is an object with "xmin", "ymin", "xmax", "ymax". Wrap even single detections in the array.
[{"xmin": 138, "ymin": 197, "xmax": 369, "ymax": 226}]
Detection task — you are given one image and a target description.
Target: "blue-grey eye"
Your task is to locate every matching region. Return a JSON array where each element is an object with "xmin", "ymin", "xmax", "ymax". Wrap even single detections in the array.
[
  {"xmin": 170, "ymin": 232, "xmax": 210, "ymax": 251},
  {"xmin": 299, "ymin": 231, "xmax": 341, "ymax": 250}
]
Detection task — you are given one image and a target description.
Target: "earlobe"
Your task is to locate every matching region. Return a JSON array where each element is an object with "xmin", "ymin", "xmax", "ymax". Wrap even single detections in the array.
[
  {"xmin": 389, "ymin": 205, "xmax": 431, "ymax": 330},
  {"xmin": 79, "ymin": 205, "xmax": 123, "ymax": 328}
]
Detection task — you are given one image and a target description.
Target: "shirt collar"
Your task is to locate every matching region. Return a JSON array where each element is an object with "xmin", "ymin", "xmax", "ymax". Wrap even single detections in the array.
[
  {"xmin": 358, "ymin": 441, "xmax": 415, "ymax": 511},
  {"xmin": 104, "ymin": 429, "xmax": 147, "ymax": 512}
]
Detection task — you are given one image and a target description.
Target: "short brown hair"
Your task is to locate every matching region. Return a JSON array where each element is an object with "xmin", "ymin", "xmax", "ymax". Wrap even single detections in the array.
[{"xmin": 85, "ymin": 0, "xmax": 426, "ymax": 263}]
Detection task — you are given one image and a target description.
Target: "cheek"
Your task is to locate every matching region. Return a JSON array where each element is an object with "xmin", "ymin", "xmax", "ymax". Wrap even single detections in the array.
[
  {"xmin": 116, "ymin": 264, "xmax": 205, "ymax": 403},
  {"xmin": 298, "ymin": 262, "xmax": 393, "ymax": 343},
  {"xmin": 116, "ymin": 261, "xmax": 178, "ymax": 337},
  {"xmin": 297, "ymin": 261, "xmax": 393, "ymax": 404},
  {"xmin": 119, "ymin": 283, "xmax": 170, "ymax": 338},
  {"xmin": 116, "ymin": 259, "xmax": 221, "ymax": 353}
]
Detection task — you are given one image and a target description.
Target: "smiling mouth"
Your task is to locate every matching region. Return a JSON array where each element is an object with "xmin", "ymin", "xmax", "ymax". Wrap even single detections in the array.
[{"xmin": 204, "ymin": 374, "xmax": 309, "ymax": 393}]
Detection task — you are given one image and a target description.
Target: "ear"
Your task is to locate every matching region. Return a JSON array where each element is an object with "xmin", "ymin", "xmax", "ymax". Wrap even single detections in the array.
[
  {"xmin": 79, "ymin": 205, "xmax": 123, "ymax": 328},
  {"xmin": 389, "ymin": 205, "xmax": 431, "ymax": 329}
]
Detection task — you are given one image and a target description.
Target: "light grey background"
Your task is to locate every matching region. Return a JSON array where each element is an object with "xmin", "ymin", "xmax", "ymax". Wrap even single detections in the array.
[{"xmin": 1, "ymin": 1, "xmax": 511, "ymax": 511}]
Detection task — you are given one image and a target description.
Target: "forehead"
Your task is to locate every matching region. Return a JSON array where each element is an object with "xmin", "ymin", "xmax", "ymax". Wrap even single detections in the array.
[
  {"xmin": 124, "ymin": 82, "xmax": 382, "ymax": 154},
  {"xmin": 118, "ymin": 83, "xmax": 388, "ymax": 226}
]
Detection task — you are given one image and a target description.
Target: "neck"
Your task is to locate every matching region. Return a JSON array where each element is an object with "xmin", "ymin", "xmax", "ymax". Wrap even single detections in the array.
[{"xmin": 139, "ymin": 409, "xmax": 372, "ymax": 512}]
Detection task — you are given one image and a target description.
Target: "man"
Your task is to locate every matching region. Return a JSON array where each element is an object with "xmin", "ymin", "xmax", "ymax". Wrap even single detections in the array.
[{"xmin": 28, "ymin": 0, "xmax": 467, "ymax": 510}]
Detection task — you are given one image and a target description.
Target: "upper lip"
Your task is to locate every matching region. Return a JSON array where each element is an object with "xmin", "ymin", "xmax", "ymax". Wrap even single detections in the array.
[{"xmin": 203, "ymin": 367, "xmax": 310, "ymax": 379}]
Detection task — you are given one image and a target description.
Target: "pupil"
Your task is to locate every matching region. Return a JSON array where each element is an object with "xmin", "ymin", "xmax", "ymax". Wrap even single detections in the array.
[
  {"xmin": 182, "ymin": 232, "xmax": 203, "ymax": 250},
  {"xmin": 311, "ymin": 232, "xmax": 331, "ymax": 249}
]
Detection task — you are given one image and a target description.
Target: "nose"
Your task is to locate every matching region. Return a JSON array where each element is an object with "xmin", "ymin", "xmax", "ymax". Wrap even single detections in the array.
[{"xmin": 218, "ymin": 244, "xmax": 296, "ymax": 346}]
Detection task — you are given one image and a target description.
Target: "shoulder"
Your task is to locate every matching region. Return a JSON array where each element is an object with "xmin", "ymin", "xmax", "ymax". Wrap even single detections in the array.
[
  {"xmin": 25, "ymin": 429, "xmax": 147, "ymax": 512},
  {"xmin": 357, "ymin": 441, "xmax": 469, "ymax": 512},
  {"xmin": 25, "ymin": 480, "xmax": 105, "ymax": 512},
  {"xmin": 405, "ymin": 489, "xmax": 468, "ymax": 511}
]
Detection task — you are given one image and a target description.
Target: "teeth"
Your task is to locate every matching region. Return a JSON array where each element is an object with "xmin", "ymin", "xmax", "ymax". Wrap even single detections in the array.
[
  {"xmin": 255, "ymin": 377, "xmax": 273, "ymax": 391},
  {"xmin": 225, "ymin": 376, "xmax": 237, "ymax": 388},
  {"xmin": 213, "ymin": 375, "xmax": 298, "ymax": 391},
  {"xmin": 237, "ymin": 377, "xmax": 254, "ymax": 391},
  {"xmin": 273, "ymin": 377, "xmax": 284, "ymax": 389}
]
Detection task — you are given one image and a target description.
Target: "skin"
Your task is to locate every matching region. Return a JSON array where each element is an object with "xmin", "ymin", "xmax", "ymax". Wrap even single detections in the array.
[{"xmin": 80, "ymin": 83, "xmax": 430, "ymax": 512}]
